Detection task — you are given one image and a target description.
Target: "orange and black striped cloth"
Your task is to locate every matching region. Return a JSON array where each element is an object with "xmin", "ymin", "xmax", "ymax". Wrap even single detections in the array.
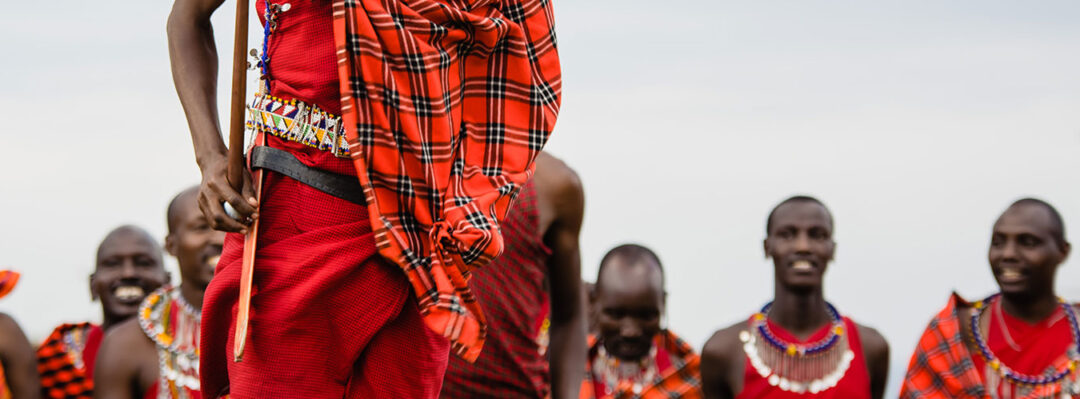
[
  {"xmin": 581, "ymin": 331, "xmax": 703, "ymax": 399},
  {"xmin": 37, "ymin": 323, "xmax": 102, "ymax": 399},
  {"xmin": 332, "ymin": 0, "xmax": 562, "ymax": 361},
  {"xmin": 0, "ymin": 270, "xmax": 17, "ymax": 300},
  {"xmin": 0, "ymin": 270, "xmax": 17, "ymax": 399},
  {"xmin": 900, "ymin": 293, "xmax": 985, "ymax": 399}
]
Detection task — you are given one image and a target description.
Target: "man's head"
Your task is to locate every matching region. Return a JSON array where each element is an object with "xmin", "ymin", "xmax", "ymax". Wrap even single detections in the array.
[
  {"xmin": 166, "ymin": 186, "xmax": 224, "ymax": 290},
  {"xmin": 89, "ymin": 225, "xmax": 169, "ymax": 324},
  {"xmin": 593, "ymin": 244, "xmax": 665, "ymax": 362},
  {"xmin": 989, "ymin": 198, "xmax": 1070, "ymax": 300},
  {"xmin": 764, "ymin": 196, "xmax": 835, "ymax": 292}
]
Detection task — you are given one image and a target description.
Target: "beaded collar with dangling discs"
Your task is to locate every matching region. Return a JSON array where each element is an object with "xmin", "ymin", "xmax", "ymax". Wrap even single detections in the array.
[
  {"xmin": 138, "ymin": 286, "xmax": 201, "ymax": 398},
  {"xmin": 740, "ymin": 301, "xmax": 855, "ymax": 394},
  {"xmin": 969, "ymin": 293, "xmax": 1080, "ymax": 395}
]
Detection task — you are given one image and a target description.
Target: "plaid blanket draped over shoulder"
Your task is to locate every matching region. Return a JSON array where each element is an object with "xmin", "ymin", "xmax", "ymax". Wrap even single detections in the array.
[
  {"xmin": 582, "ymin": 331, "xmax": 704, "ymax": 399},
  {"xmin": 331, "ymin": 0, "xmax": 561, "ymax": 361},
  {"xmin": 900, "ymin": 293, "xmax": 988, "ymax": 399}
]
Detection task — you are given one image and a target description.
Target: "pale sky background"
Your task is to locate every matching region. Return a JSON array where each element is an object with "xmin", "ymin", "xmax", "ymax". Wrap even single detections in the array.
[{"xmin": 1, "ymin": 1, "xmax": 1079, "ymax": 397}]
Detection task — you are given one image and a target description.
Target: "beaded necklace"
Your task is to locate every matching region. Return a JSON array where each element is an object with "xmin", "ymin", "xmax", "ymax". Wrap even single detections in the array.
[
  {"xmin": 593, "ymin": 343, "xmax": 659, "ymax": 396},
  {"xmin": 138, "ymin": 286, "xmax": 201, "ymax": 399},
  {"xmin": 741, "ymin": 301, "xmax": 855, "ymax": 394},
  {"xmin": 970, "ymin": 294, "xmax": 1080, "ymax": 398}
]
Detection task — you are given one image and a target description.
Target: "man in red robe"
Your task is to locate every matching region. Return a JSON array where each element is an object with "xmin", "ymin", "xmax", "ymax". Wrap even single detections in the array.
[
  {"xmin": 38, "ymin": 226, "xmax": 169, "ymax": 399},
  {"xmin": 441, "ymin": 153, "xmax": 587, "ymax": 399},
  {"xmin": 0, "ymin": 271, "xmax": 40, "ymax": 399},
  {"xmin": 580, "ymin": 244, "xmax": 703, "ymax": 399},
  {"xmin": 701, "ymin": 196, "xmax": 890, "ymax": 399},
  {"xmin": 901, "ymin": 198, "xmax": 1078, "ymax": 399},
  {"xmin": 93, "ymin": 187, "xmax": 224, "ymax": 399},
  {"xmin": 168, "ymin": 0, "xmax": 561, "ymax": 396}
]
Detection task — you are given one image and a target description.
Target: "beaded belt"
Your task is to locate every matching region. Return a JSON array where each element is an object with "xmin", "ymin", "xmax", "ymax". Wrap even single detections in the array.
[{"xmin": 246, "ymin": 94, "xmax": 350, "ymax": 158}]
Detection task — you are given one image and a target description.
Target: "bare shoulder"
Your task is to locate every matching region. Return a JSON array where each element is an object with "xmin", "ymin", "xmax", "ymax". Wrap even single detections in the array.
[
  {"xmin": 534, "ymin": 152, "xmax": 583, "ymax": 200},
  {"xmin": 702, "ymin": 320, "xmax": 749, "ymax": 399},
  {"xmin": 854, "ymin": 322, "xmax": 889, "ymax": 357},
  {"xmin": 0, "ymin": 313, "xmax": 26, "ymax": 349},
  {"xmin": 100, "ymin": 319, "xmax": 154, "ymax": 358},
  {"xmin": 702, "ymin": 320, "xmax": 751, "ymax": 372}
]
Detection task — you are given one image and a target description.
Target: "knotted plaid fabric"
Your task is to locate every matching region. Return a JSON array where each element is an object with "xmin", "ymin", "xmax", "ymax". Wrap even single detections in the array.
[{"xmin": 332, "ymin": 0, "xmax": 561, "ymax": 361}]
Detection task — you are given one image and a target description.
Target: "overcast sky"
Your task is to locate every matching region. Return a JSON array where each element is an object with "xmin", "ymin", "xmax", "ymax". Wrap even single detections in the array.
[{"xmin": 2, "ymin": 1, "xmax": 1079, "ymax": 396}]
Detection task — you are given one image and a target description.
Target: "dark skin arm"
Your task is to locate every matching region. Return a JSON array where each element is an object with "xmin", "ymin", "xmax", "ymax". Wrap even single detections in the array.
[
  {"xmin": 0, "ymin": 314, "xmax": 40, "ymax": 399},
  {"xmin": 701, "ymin": 321, "xmax": 747, "ymax": 399},
  {"xmin": 93, "ymin": 319, "xmax": 159, "ymax": 399},
  {"xmin": 856, "ymin": 324, "xmax": 890, "ymax": 399},
  {"xmin": 534, "ymin": 153, "xmax": 587, "ymax": 399},
  {"xmin": 168, "ymin": 0, "xmax": 258, "ymax": 233}
]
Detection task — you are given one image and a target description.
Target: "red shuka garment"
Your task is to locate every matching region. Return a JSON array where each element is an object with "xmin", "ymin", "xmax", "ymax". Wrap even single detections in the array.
[
  {"xmin": 971, "ymin": 300, "xmax": 1075, "ymax": 398},
  {"xmin": 200, "ymin": 172, "xmax": 450, "ymax": 398},
  {"xmin": 737, "ymin": 317, "xmax": 871, "ymax": 399},
  {"xmin": 201, "ymin": 3, "xmax": 449, "ymax": 397},
  {"xmin": 441, "ymin": 180, "xmax": 553, "ymax": 398},
  {"xmin": 254, "ymin": 0, "xmax": 354, "ymax": 176}
]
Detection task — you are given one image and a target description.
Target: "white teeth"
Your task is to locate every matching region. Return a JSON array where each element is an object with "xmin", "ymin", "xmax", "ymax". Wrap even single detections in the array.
[
  {"xmin": 207, "ymin": 255, "xmax": 221, "ymax": 267},
  {"xmin": 1002, "ymin": 269, "xmax": 1021, "ymax": 279},
  {"xmin": 114, "ymin": 286, "xmax": 145, "ymax": 301},
  {"xmin": 792, "ymin": 260, "xmax": 813, "ymax": 270}
]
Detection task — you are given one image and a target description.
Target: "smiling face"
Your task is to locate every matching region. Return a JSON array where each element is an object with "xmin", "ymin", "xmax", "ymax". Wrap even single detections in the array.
[
  {"xmin": 764, "ymin": 200, "xmax": 835, "ymax": 292},
  {"xmin": 90, "ymin": 226, "xmax": 169, "ymax": 325},
  {"xmin": 594, "ymin": 255, "xmax": 665, "ymax": 362},
  {"xmin": 166, "ymin": 188, "xmax": 224, "ymax": 290},
  {"xmin": 989, "ymin": 203, "xmax": 1069, "ymax": 300}
]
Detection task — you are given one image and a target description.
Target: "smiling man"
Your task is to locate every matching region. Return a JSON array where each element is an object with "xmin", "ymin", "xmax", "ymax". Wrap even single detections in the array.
[
  {"xmin": 581, "ymin": 244, "xmax": 702, "ymax": 399},
  {"xmin": 701, "ymin": 196, "xmax": 889, "ymax": 399},
  {"xmin": 94, "ymin": 187, "xmax": 224, "ymax": 398},
  {"xmin": 38, "ymin": 226, "xmax": 169, "ymax": 399},
  {"xmin": 901, "ymin": 198, "xmax": 1080, "ymax": 398}
]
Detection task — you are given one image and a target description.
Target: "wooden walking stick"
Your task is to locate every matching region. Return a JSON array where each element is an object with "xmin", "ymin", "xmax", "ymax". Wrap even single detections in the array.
[{"xmin": 226, "ymin": 0, "xmax": 261, "ymax": 363}]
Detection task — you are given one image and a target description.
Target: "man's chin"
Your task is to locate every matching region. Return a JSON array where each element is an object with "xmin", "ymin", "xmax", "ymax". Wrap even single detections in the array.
[{"xmin": 105, "ymin": 301, "xmax": 144, "ymax": 320}]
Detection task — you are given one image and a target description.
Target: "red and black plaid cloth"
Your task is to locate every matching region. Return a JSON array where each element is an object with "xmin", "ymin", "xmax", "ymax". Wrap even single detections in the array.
[
  {"xmin": 441, "ymin": 180, "xmax": 553, "ymax": 398},
  {"xmin": 900, "ymin": 294, "xmax": 988, "ymax": 399},
  {"xmin": 332, "ymin": 0, "xmax": 562, "ymax": 361},
  {"xmin": 582, "ymin": 331, "xmax": 704, "ymax": 399}
]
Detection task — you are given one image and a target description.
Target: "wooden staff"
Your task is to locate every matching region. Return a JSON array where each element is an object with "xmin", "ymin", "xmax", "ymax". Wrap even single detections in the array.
[{"xmin": 227, "ymin": 0, "xmax": 260, "ymax": 363}]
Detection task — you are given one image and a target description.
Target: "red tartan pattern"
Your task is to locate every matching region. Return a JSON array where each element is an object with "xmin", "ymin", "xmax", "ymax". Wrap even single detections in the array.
[
  {"xmin": 582, "ymin": 331, "xmax": 704, "ymax": 399},
  {"xmin": 900, "ymin": 294, "xmax": 988, "ymax": 399},
  {"xmin": 441, "ymin": 180, "xmax": 553, "ymax": 398},
  {"xmin": 332, "ymin": 0, "xmax": 562, "ymax": 361}
]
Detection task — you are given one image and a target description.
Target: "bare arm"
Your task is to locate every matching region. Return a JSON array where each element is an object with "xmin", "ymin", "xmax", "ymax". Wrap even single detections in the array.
[
  {"xmin": 0, "ymin": 314, "xmax": 40, "ymax": 399},
  {"xmin": 857, "ymin": 324, "xmax": 890, "ymax": 399},
  {"xmin": 168, "ymin": 0, "xmax": 257, "ymax": 233},
  {"xmin": 540, "ymin": 160, "xmax": 587, "ymax": 399},
  {"xmin": 93, "ymin": 322, "xmax": 146, "ymax": 399},
  {"xmin": 701, "ymin": 326, "xmax": 744, "ymax": 399}
]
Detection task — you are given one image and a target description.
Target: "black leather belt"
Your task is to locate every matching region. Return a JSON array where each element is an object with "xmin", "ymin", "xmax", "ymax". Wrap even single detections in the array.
[{"xmin": 250, "ymin": 146, "xmax": 366, "ymax": 205}]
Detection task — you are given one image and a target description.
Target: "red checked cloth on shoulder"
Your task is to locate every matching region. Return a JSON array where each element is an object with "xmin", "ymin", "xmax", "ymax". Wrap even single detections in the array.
[
  {"xmin": 332, "ymin": 0, "xmax": 562, "ymax": 361},
  {"xmin": 900, "ymin": 293, "xmax": 987, "ymax": 399}
]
